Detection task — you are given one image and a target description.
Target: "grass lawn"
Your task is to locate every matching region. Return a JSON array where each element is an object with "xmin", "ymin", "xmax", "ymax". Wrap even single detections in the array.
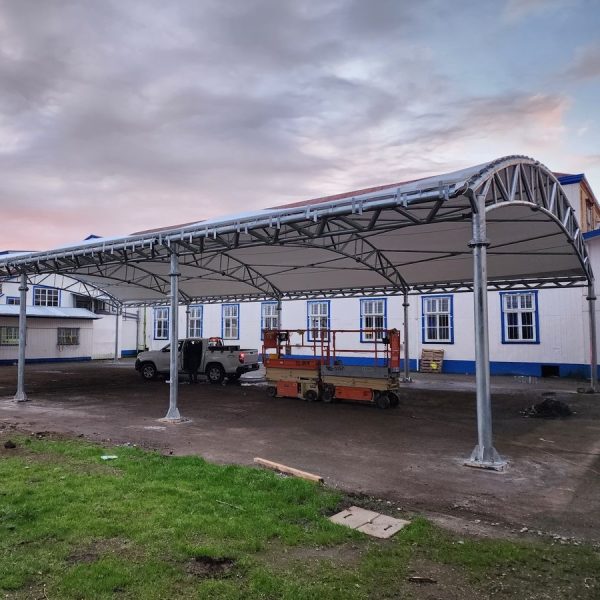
[{"xmin": 0, "ymin": 434, "xmax": 598, "ymax": 599}]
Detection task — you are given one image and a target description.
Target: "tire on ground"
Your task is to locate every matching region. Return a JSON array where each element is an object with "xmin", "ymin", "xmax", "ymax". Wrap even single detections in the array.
[
  {"xmin": 304, "ymin": 389, "xmax": 318, "ymax": 402},
  {"xmin": 140, "ymin": 362, "xmax": 157, "ymax": 381},
  {"xmin": 375, "ymin": 391, "xmax": 391, "ymax": 409},
  {"xmin": 321, "ymin": 385, "xmax": 335, "ymax": 403},
  {"xmin": 206, "ymin": 363, "xmax": 226, "ymax": 384}
]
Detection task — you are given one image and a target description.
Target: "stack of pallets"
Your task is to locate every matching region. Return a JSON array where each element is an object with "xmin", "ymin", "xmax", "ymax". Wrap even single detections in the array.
[{"xmin": 419, "ymin": 349, "xmax": 444, "ymax": 373}]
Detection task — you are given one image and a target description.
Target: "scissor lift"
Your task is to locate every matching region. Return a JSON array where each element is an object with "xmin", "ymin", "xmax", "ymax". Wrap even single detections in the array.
[
  {"xmin": 262, "ymin": 330, "xmax": 328, "ymax": 401},
  {"xmin": 262, "ymin": 328, "xmax": 403, "ymax": 408}
]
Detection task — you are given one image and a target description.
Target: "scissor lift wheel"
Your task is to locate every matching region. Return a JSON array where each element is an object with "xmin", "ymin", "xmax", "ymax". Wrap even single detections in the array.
[
  {"xmin": 304, "ymin": 389, "xmax": 318, "ymax": 402},
  {"xmin": 374, "ymin": 391, "xmax": 391, "ymax": 409},
  {"xmin": 321, "ymin": 384, "xmax": 335, "ymax": 403}
]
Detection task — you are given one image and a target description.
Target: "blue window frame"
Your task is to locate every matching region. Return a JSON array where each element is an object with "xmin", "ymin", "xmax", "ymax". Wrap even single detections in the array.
[
  {"xmin": 154, "ymin": 307, "xmax": 169, "ymax": 340},
  {"xmin": 500, "ymin": 291, "xmax": 540, "ymax": 344},
  {"xmin": 360, "ymin": 298, "xmax": 387, "ymax": 342},
  {"xmin": 6, "ymin": 296, "xmax": 20, "ymax": 305},
  {"xmin": 307, "ymin": 300, "xmax": 330, "ymax": 342},
  {"xmin": 187, "ymin": 305, "xmax": 203, "ymax": 337},
  {"xmin": 421, "ymin": 295, "xmax": 454, "ymax": 344},
  {"xmin": 222, "ymin": 304, "xmax": 240, "ymax": 340},
  {"xmin": 261, "ymin": 302, "xmax": 279, "ymax": 339},
  {"xmin": 33, "ymin": 285, "xmax": 60, "ymax": 307}
]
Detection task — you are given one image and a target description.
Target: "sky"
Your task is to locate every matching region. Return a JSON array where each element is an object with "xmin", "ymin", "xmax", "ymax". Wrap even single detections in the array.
[{"xmin": 1, "ymin": 0, "xmax": 599, "ymax": 250}]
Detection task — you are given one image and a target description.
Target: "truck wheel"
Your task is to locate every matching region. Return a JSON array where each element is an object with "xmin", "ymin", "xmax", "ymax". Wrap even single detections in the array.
[
  {"xmin": 375, "ymin": 392, "xmax": 391, "ymax": 410},
  {"xmin": 266, "ymin": 385, "xmax": 277, "ymax": 398},
  {"xmin": 140, "ymin": 363, "xmax": 157, "ymax": 381},
  {"xmin": 206, "ymin": 364, "xmax": 225, "ymax": 384}
]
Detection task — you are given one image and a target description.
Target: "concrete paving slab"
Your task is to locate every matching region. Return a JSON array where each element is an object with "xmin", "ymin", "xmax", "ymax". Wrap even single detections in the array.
[
  {"xmin": 357, "ymin": 514, "xmax": 410, "ymax": 539},
  {"xmin": 329, "ymin": 506, "xmax": 379, "ymax": 529}
]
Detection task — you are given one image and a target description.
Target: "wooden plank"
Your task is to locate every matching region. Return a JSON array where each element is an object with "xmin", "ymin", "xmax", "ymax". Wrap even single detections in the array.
[{"xmin": 254, "ymin": 458, "xmax": 324, "ymax": 484}]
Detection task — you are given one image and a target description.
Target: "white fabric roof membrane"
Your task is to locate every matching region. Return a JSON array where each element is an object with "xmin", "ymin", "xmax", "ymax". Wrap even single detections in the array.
[{"xmin": 0, "ymin": 156, "xmax": 592, "ymax": 306}]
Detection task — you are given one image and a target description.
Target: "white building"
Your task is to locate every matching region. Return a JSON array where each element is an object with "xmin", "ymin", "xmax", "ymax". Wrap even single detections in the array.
[
  {"xmin": 1, "ymin": 172, "xmax": 599, "ymax": 379},
  {"xmin": 0, "ymin": 273, "xmax": 139, "ymax": 364},
  {"xmin": 131, "ymin": 172, "xmax": 600, "ymax": 380}
]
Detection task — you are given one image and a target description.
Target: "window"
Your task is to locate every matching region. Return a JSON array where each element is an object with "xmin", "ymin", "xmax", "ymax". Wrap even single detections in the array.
[
  {"xmin": 501, "ymin": 292, "xmax": 539, "ymax": 343},
  {"xmin": 307, "ymin": 301, "xmax": 330, "ymax": 341},
  {"xmin": 188, "ymin": 305, "xmax": 203, "ymax": 337},
  {"xmin": 0, "ymin": 326, "xmax": 19, "ymax": 346},
  {"xmin": 6, "ymin": 297, "xmax": 20, "ymax": 305},
  {"xmin": 154, "ymin": 307, "xmax": 169, "ymax": 340},
  {"xmin": 360, "ymin": 298, "xmax": 387, "ymax": 342},
  {"xmin": 222, "ymin": 304, "xmax": 239, "ymax": 339},
  {"xmin": 261, "ymin": 302, "xmax": 279, "ymax": 337},
  {"xmin": 34, "ymin": 287, "xmax": 59, "ymax": 307},
  {"xmin": 421, "ymin": 295, "xmax": 453, "ymax": 343},
  {"xmin": 73, "ymin": 295, "xmax": 93, "ymax": 311},
  {"xmin": 57, "ymin": 328, "xmax": 79, "ymax": 346}
]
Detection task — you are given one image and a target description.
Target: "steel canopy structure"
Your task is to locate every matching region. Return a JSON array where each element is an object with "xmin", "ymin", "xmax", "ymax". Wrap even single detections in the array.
[{"xmin": 1, "ymin": 155, "xmax": 596, "ymax": 469}]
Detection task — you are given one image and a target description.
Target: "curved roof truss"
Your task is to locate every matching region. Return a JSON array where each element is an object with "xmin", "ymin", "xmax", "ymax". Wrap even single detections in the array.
[{"xmin": 0, "ymin": 156, "xmax": 592, "ymax": 306}]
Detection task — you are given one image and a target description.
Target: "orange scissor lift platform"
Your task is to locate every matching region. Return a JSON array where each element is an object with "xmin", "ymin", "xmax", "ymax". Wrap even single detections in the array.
[
  {"xmin": 263, "ymin": 330, "xmax": 327, "ymax": 402},
  {"xmin": 262, "ymin": 328, "xmax": 403, "ymax": 408}
]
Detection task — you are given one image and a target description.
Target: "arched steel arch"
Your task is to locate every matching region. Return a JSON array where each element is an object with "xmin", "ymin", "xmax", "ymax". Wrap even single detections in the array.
[
  {"xmin": 467, "ymin": 156, "xmax": 592, "ymax": 282},
  {"xmin": 460, "ymin": 157, "xmax": 596, "ymax": 470}
]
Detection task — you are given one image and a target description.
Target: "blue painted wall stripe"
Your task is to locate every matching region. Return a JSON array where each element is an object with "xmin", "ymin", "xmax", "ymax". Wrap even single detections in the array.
[
  {"xmin": 0, "ymin": 356, "xmax": 92, "ymax": 366},
  {"xmin": 260, "ymin": 353, "xmax": 596, "ymax": 379}
]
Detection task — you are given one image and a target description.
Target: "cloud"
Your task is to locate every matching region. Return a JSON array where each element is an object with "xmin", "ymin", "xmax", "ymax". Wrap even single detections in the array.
[
  {"xmin": 502, "ymin": 0, "xmax": 578, "ymax": 22},
  {"xmin": 561, "ymin": 43, "xmax": 600, "ymax": 82},
  {"xmin": 0, "ymin": 0, "xmax": 597, "ymax": 251}
]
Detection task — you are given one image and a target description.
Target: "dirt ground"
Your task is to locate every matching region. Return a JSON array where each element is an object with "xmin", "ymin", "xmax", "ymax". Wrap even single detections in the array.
[{"xmin": 1, "ymin": 360, "xmax": 600, "ymax": 544}]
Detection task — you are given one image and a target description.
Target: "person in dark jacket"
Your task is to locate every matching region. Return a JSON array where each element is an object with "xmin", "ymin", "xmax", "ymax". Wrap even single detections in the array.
[{"xmin": 184, "ymin": 340, "xmax": 203, "ymax": 383}]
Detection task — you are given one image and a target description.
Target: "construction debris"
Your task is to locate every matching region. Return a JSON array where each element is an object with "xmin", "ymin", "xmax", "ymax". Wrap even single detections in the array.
[
  {"xmin": 408, "ymin": 576, "xmax": 437, "ymax": 584},
  {"xmin": 253, "ymin": 458, "xmax": 324, "ymax": 483},
  {"xmin": 520, "ymin": 398, "xmax": 574, "ymax": 418}
]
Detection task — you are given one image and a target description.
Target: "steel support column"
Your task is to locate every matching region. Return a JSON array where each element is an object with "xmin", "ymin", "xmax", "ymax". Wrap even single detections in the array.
[
  {"xmin": 113, "ymin": 306, "xmax": 120, "ymax": 361},
  {"xmin": 402, "ymin": 291, "xmax": 411, "ymax": 382},
  {"xmin": 14, "ymin": 273, "xmax": 28, "ymax": 402},
  {"xmin": 587, "ymin": 280, "xmax": 598, "ymax": 392},
  {"xmin": 276, "ymin": 298, "xmax": 282, "ymax": 329},
  {"xmin": 164, "ymin": 249, "xmax": 182, "ymax": 420},
  {"xmin": 466, "ymin": 194, "xmax": 506, "ymax": 470}
]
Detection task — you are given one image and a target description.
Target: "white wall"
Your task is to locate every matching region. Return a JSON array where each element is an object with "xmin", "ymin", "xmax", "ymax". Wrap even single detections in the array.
[{"xmin": 0, "ymin": 317, "xmax": 94, "ymax": 362}]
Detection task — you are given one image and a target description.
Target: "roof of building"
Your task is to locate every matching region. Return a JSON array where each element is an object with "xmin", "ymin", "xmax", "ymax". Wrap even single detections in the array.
[{"xmin": 0, "ymin": 306, "xmax": 99, "ymax": 320}]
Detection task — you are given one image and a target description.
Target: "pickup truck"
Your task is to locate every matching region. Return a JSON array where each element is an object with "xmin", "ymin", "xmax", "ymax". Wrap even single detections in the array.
[{"xmin": 135, "ymin": 337, "xmax": 259, "ymax": 383}]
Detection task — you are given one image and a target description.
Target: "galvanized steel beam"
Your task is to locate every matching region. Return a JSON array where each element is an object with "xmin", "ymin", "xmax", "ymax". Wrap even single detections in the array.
[
  {"xmin": 13, "ymin": 273, "xmax": 28, "ymax": 402},
  {"xmin": 164, "ymin": 249, "xmax": 182, "ymax": 421},
  {"xmin": 465, "ymin": 192, "xmax": 506, "ymax": 471}
]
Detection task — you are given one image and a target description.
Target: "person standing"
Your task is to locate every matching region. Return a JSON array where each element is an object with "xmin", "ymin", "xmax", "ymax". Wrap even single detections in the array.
[{"xmin": 186, "ymin": 339, "xmax": 203, "ymax": 383}]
